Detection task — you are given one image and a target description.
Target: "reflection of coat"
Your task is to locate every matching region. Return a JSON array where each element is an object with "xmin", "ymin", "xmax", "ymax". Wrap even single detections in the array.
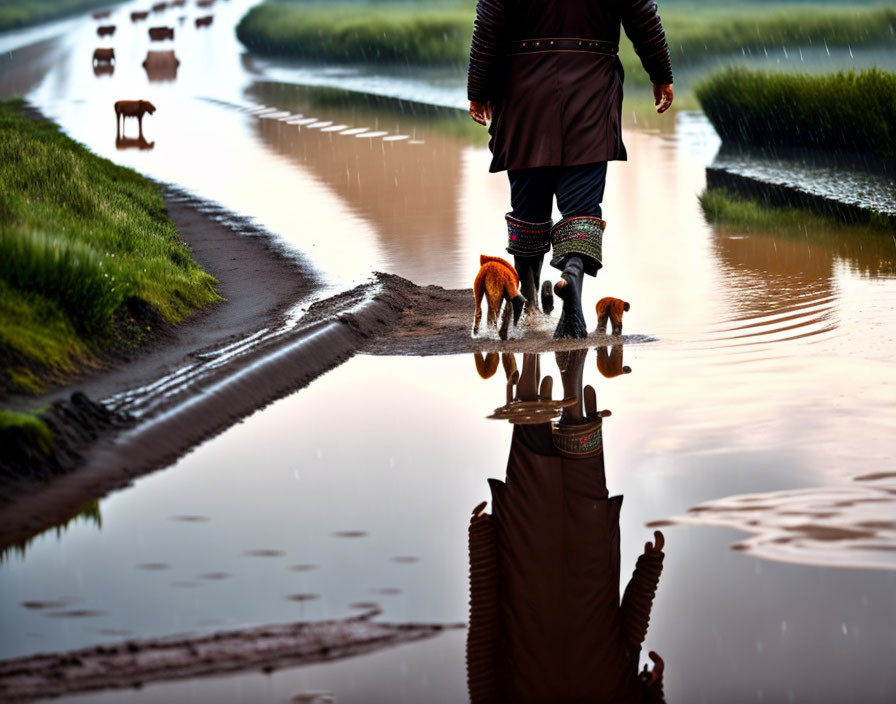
[
  {"xmin": 468, "ymin": 0, "xmax": 673, "ymax": 172},
  {"xmin": 468, "ymin": 423, "xmax": 663, "ymax": 703}
]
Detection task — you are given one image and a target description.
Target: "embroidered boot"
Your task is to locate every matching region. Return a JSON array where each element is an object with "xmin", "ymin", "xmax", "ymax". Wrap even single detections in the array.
[
  {"xmin": 505, "ymin": 214, "xmax": 551, "ymax": 314},
  {"xmin": 549, "ymin": 216, "xmax": 605, "ymax": 339}
]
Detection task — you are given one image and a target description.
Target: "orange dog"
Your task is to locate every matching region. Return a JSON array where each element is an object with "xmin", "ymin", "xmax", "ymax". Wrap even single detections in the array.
[
  {"xmin": 473, "ymin": 255, "xmax": 525, "ymax": 340},
  {"xmin": 595, "ymin": 297, "xmax": 630, "ymax": 336}
]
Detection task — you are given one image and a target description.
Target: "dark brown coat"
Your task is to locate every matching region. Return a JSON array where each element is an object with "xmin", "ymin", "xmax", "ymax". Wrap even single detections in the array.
[
  {"xmin": 148, "ymin": 26, "xmax": 174, "ymax": 40},
  {"xmin": 468, "ymin": 423, "xmax": 665, "ymax": 703},
  {"xmin": 468, "ymin": 0, "xmax": 673, "ymax": 172}
]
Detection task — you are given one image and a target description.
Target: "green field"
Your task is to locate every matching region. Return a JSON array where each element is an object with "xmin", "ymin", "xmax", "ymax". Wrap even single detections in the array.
[
  {"xmin": 696, "ymin": 67, "xmax": 895, "ymax": 160},
  {"xmin": 236, "ymin": 1, "xmax": 896, "ymax": 80},
  {"xmin": 0, "ymin": 0, "xmax": 117, "ymax": 32},
  {"xmin": 0, "ymin": 101, "xmax": 219, "ymax": 395}
]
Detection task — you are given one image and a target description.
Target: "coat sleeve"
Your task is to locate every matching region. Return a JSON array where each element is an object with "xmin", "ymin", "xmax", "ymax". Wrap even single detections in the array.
[
  {"xmin": 621, "ymin": 0, "xmax": 674, "ymax": 85},
  {"xmin": 467, "ymin": 0, "xmax": 507, "ymax": 103},
  {"xmin": 619, "ymin": 550, "xmax": 664, "ymax": 651}
]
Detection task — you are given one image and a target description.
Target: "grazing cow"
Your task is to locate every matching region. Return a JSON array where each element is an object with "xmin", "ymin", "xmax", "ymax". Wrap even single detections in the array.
[
  {"xmin": 114, "ymin": 100, "xmax": 156, "ymax": 135},
  {"xmin": 131, "ymin": 10, "xmax": 150, "ymax": 21},
  {"xmin": 92, "ymin": 10, "xmax": 111, "ymax": 20},
  {"xmin": 196, "ymin": 0, "xmax": 215, "ymax": 7},
  {"xmin": 194, "ymin": 15, "xmax": 213, "ymax": 27},
  {"xmin": 92, "ymin": 48, "xmax": 115, "ymax": 65},
  {"xmin": 96, "ymin": 24, "xmax": 115, "ymax": 37},
  {"xmin": 142, "ymin": 50, "xmax": 180, "ymax": 81},
  {"xmin": 148, "ymin": 26, "xmax": 174, "ymax": 40},
  {"xmin": 151, "ymin": 2, "xmax": 168, "ymax": 12}
]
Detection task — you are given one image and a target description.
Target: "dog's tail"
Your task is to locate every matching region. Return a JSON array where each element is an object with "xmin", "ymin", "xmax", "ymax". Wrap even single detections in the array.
[{"xmin": 479, "ymin": 255, "xmax": 519, "ymax": 285}]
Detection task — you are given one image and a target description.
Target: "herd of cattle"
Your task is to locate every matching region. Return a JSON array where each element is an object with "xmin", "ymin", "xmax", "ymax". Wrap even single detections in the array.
[
  {"xmin": 91, "ymin": 0, "xmax": 216, "ymax": 79},
  {"xmin": 90, "ymin": 1, "xmax": 221, "ymax": 143}
]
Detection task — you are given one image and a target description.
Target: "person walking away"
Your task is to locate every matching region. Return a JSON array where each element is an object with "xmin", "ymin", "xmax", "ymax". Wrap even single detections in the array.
[{"xmin": 468, "ymin": 0, "xmax": 674, "ymax": 339}]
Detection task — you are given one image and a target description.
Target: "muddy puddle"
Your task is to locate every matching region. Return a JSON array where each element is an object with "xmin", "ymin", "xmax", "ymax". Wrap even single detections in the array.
[{"xmin": 2, "ymin": 0, "xmax": 896, "ymax": 701}]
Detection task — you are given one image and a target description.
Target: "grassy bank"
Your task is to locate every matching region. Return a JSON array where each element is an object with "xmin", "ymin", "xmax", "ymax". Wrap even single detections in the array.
[
  {"xmin": 0, "ymin": 0, "xmax": 117, "ymax": 32},
  {"xmin": 696, "ymin": 67, "xmax": 895, "ymax": 160},
  {"xmin": 0, "ymin": 101, "xmax": 219, "ymax": 394},
  {"xmin": 236, "ymin": 1, "xmax": 896, "ymax": 74}
]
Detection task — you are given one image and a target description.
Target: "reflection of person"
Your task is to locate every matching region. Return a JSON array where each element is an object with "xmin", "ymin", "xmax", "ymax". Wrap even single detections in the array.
[
  {"xmin": 468, "ymin": 1, "xmax": 673, "ymax": 339},
  {"xmin": 468, "ymin": 349, "xmax": 666, "ymax": 703}
]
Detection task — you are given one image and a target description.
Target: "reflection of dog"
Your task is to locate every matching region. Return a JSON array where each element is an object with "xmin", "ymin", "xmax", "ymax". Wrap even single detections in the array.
[
  {"xmin": 195, "ymin": 15, "xmax": 213, "ymax": 27},
  {"xmin": 116, "ymin": 135, "xmax": 155, "ymax": 151},
  {"xmin": 96, "ymin": 24, "xmax": 115, "ymax": 37},
  {"xmin": 93, "ymin": 48, "xmax": 115, "ymax": 65},
  {"xmin": 131, "ymin": 11, "xmax": 150, "ymax": 22},
  {"xmin": 473, "ymin": 255, "xmax": 526, "ymax": 340},
  {"xmin": 142, "ymin": 50, "xmax": 180, "ymax": 81},
  {"xmin": 596, "ymin": 345, "xmax": 632, "ymax": 378},
  {"xmin": 115, "ymin": 100, "xmax": 156, "ymax": 135},
  {"xmin": 595, "ymin": 297, "xmax": 630, "ymax": 336},
  {"xmin": 149, "ymin": 26, "xmax": 174, "ymax": 40}
]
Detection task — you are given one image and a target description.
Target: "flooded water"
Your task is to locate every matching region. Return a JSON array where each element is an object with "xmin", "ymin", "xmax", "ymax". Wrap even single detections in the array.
[{"xmin": 1, "ymin": 0, "xmax": 895, "ymax": 702}]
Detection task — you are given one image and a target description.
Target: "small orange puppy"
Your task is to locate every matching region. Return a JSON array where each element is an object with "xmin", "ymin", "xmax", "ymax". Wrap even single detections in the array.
[
  {"xmin": 595, "ymin": 297, "xmax": 630, "ymax": 336},
  {"xmin": 473, "ymin": 255, "xmax": 526, "ymax": 340}
]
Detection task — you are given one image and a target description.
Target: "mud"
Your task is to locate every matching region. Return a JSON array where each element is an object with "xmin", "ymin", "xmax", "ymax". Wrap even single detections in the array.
[{"xmin": 0, "ymin": 610, "xmax": 460, "ymax": 702}]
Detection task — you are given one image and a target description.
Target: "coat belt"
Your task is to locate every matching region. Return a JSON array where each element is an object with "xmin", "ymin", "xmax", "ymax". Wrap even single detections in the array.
[{"xmin": 506, "ymin": 38, "xmax": 618, "ymax": 56}]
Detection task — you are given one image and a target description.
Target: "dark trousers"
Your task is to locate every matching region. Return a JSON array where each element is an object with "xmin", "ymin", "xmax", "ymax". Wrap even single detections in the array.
[{"xmin": 508, "ymin": 162, "xmax": 608, "ymax": 223}]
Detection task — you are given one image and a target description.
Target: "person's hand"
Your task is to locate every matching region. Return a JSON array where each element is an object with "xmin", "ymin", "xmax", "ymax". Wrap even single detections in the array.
[
  {"xmin": 653, "ymin": 83, "xmax": 673, "ymax": 114},
  {"xmin": 645, "ymin": 651, "xmax": 664, "ymax": 687},
  {"xmin": 469, "ymin": 100, "xmax": 492, "ymax": 126},
  {"xmin": 644, "ymin": 530, "xmax": 665, "ymax": 556}
]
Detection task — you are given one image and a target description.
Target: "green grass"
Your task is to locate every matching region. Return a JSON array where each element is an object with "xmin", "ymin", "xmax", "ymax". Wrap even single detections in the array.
[
  {"xmin": 0, "ymin": 409, "xmax": 52, "ymax": 453},
  {"xmin": 0, "ymin": 0, "xmax": 118, "ymax": 32},
  {"xmin": 0, "ymin": 100, "xmax": 220, "ymax": 393},
  {"xmin": 696, "ymin": 67, "xmax": 895, "ymax": 160},
  {"xmin": 236, "ymin": 1, "xmax": 896, "ymax": 77}
]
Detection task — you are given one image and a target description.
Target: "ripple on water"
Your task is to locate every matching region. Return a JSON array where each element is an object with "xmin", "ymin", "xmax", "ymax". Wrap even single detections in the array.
[{"xmin": 652, "ymin": 476, "xmax": 896, "ymax": 571}]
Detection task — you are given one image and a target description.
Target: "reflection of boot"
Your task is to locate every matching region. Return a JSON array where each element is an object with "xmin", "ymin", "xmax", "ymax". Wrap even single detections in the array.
[
  {"xmin": 506, "ymin": 214, "xmax": 551, "ymax": 315},
  {"xmin": 549, "ymin": 216, "xmax": 605, "ymax": 339}
]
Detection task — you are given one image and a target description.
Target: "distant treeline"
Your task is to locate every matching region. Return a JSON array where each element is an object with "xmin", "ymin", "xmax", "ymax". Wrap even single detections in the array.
[
  {"xmin": 236, "ymin": 1, "xmax": 896, "ymax": 70},
  {"xmin": 0, "ymin": 0, "xmax": 118, "ymax": 32},
  {"xmin": 697, "ymin": 67, "xmax": 895, "ymax": 161}
]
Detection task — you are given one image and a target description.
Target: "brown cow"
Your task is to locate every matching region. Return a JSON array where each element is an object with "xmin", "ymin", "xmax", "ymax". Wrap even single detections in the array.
[
  {"xmin": 194, "ymin": 15, "xmax": 213, "ymax": 27},
  {"xmin": 92, "ymin": 10, "xmax": 111, "ymax": 20},
  {"xmin": 151, "ymin": 2, "xmax": 168, "ymax": 12},
  {"xmin": 196, "ymin": 0, "xmax": 215, "ymax": 7},
  {"xmin": 148, "ymin": 26, "xmax": 174, "ymax": 40},
  {"xmin": 93, "ymin": 64, "xmax": 114, "ymax": 77},
  {"xmin": 171, "ymin": 0, "xmax": 186, "ymax": 6},
  {"xmin": 142, "ymin": 50, "xmax": 180, "ymax": 82},
  {"xmin": 131, "ymin": 11, "xmax": 150, "ymax": 21},
  {"xmin": 114, "ymin": 100, "xmax": 156, "ymax": 135},
  {"xmin": 92, "ymin": 48, "xmax": 115, "ymax": 65},
  {"xmin": 96, "ymin": 24, "xmax": 115, "ymax": 37}
]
